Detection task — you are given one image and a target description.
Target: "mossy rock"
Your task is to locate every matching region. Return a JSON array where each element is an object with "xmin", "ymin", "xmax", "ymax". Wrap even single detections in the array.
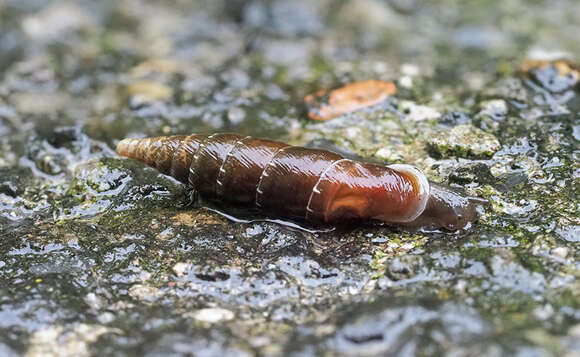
[{"xmin": 427, "ymin": 124, "xmax": 501, "ymax": 159}]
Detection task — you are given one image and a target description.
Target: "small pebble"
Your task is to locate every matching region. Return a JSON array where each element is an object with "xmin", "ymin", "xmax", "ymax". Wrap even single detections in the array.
[
  {"xmin": 128, "ymin": 284, "xmax": 163, "ymax": 303},
  {"xmin": 127, "ymin": 81, "xmax": 172, "ymax": 103},
  {"xmin": 552, "ymin": 247, "xmax": 569, "ymax": 259},
  {"xmin": 97, "ymin": 312, "xmax": 115, "ymax": 324},
  {"xmin": 227, "ymin": 107, "xmax": 246, "ymax": 125},
  {"xmin": 172, "ymin": 262, "xmax": 190, "ymax": 277},
  {"xmin": 191, "ymin": 308, "xmax": 235, "ymax": 323},
  {"xmin": 478, "ymin": 99, "xmax": 508, "ymax": 120},
  {"xmin": 399, "ymin": 101, "xmax": 441, "ymax": 121}
]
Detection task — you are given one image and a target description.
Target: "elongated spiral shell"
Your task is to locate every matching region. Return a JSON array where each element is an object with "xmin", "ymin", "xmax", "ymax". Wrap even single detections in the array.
[{"xmin": 117, "ymin": 133, "xmax": 485, "ymax": 229}]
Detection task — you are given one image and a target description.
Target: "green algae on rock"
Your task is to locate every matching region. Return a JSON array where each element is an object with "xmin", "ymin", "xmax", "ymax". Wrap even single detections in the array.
[{"xmin": 427, "ymin": 124, "xmax": 501, "ymax": 159}]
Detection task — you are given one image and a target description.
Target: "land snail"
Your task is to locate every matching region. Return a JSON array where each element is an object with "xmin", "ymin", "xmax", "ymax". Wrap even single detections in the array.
[{"xmin": 117, "ymin": 133, "xmax": 488, "ymax": 230}]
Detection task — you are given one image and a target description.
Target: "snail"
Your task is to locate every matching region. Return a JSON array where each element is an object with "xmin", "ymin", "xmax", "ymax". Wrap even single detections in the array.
[{"xmin": 117, "ymin": 133, "xmax": 487, "ymax": 230}]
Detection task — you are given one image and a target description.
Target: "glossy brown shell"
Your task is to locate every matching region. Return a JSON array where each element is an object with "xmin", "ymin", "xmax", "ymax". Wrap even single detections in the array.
[{"xmin": 117, "ymin": 133, "xmax": 486, "ymax": 229}]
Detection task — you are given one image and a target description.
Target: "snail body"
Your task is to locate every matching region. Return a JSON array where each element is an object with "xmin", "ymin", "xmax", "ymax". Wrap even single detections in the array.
[{"xmin": 117, "ymin": 134, "xmax": 486, "ymax": 230}]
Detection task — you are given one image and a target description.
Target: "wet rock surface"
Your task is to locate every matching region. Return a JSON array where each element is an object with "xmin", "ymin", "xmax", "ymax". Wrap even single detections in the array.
[
  {"xmin": 0, "ymin": 1, "xmax": 580, "ymax": 356},
  {"xmin": 427, "ymin": 124, "xmax": 501, "ymax": 159}
]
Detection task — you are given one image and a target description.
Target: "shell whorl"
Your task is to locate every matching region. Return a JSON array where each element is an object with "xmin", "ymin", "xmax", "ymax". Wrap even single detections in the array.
[{"xmin": 116, "ymin": 135, "xmax": 192, "ymax": 182}]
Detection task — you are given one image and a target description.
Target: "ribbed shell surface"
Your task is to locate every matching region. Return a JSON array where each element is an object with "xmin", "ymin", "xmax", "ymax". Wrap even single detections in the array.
[{"xmin": 116, "ymin": 134, "xmax": 425, "ymax": 224}]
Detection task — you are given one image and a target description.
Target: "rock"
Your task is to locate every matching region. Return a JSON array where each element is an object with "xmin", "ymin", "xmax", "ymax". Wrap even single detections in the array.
[
  {"xmin": 189, "ymin": 308, "xmax": 235, "ymax": 323},
  {"xmin": 243, "ymin": 0, "xmax": 322, "ymax": 36},
  {"xmin": 11, "ymin": 92, "xmax": 71, "ymax": 114},
  {"xmin": 399, "ymin": 100, "xmax": 441, "ymax": 121},
  {"xmin": 375, "ymin": 146, "xmax": 405, "ymax": 162},
  {"xmin": 22, "ymin": 2, "xmax": 93, "ymax": 42},
  {"xmin": 555, "ymin": 225, "xmax": 580, "ymax": 242},
  {"xmin": 440, "ymin": 111, "xmax": 472, "ymax": 126},
  {"xmin": 427, "ymin": 125, "xmax": 501, "ymax": 159},
  {"xmin": 481, "ymin": 78, "xmax": 529, "ymax": 103},
  {"xmin": 385, "ymin": 255, "xmax": 423, "ymax": 281},
  {"xmin": 128, "ymin": 284, "xmax": 163, "ymax": 303},
  {"xmin": 227, "ymin": 107, "xmax": 247, "ymax": 125},
  {"xmin": 130, "ymin": 59, "xmax": 181, "ymax": 78},
  {"xmin": 126, "ymin": 81, "xmax": 173, "ymax": 104},
  {"xmin": 477, "ymin": 99, "xmax": 508, "ymax": 121},
  {"xmin": 337, "ymin": 0, "xmax": 405, "ymax": 33},
  {"xmin": 262, "ymin": 39, "xmax": 313, "ymax": 67},
  {"xmin": 551, "ymin": 247, "xmax": 569, "ymax": 259},
  {"xmin": 520, "ymin": 59, "xmax": 579, "ymax": 93},
  {"xmin": 0, "ymin": 343, "xmax": 18, "ymax": 357},
  {"xmin": 453, "ymin": 26, "xmax": 506, "ymax": 50},
  {"xmin": 270, "ymin": 0, "xmax": 322, "ymax": 36},
  {"xmin": 172, "ymin": 262, "xmax": 190, "ymax": 277},
  {"xmin": 448, "ymin": 162, "xmax": 495, "ymax": 185},
  {"xmin": 26, "ymin": 324, "xmax": 110, "ymax": 357}
]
